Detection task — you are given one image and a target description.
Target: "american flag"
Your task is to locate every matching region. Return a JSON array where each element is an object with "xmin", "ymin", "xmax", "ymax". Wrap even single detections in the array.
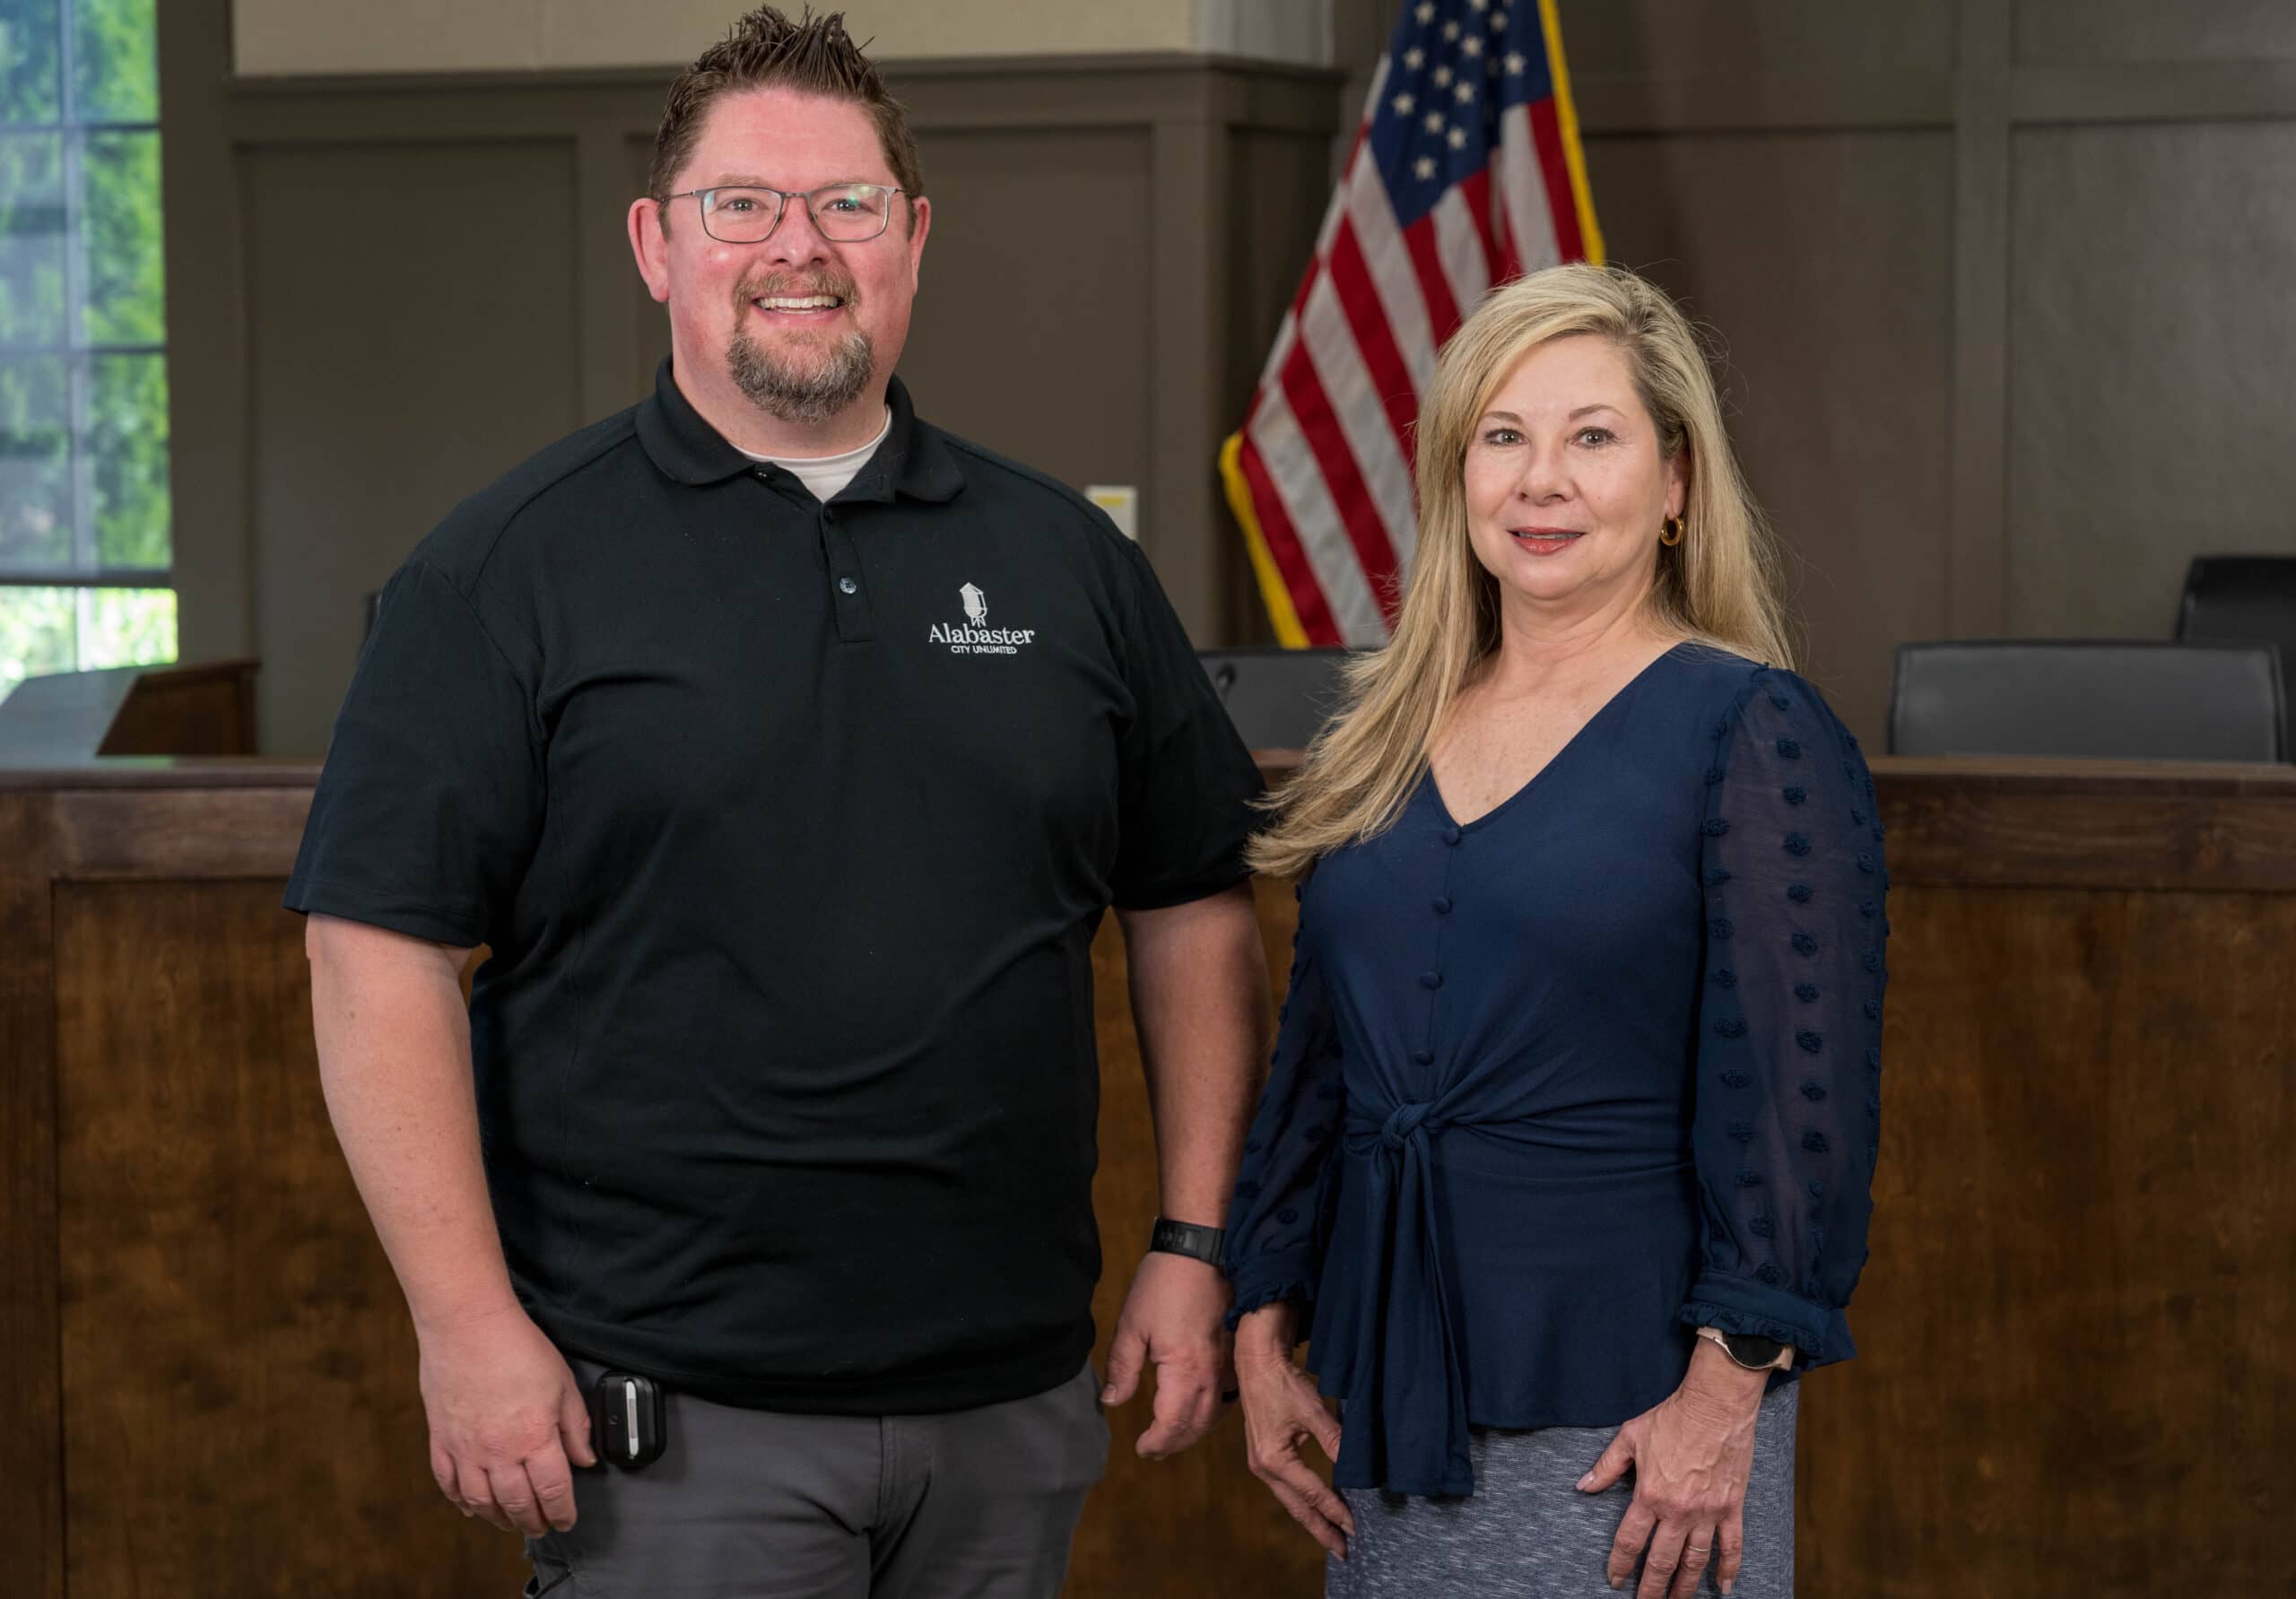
[{"xmin": 1220, "ymin": 0, "xmax": 1603, "ymax": 646}]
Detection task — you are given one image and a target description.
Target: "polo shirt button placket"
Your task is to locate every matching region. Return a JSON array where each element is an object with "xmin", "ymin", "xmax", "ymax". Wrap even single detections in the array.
[{"xmin": 816, "ymin": 504, "xmax": 876, "ymax": 643}]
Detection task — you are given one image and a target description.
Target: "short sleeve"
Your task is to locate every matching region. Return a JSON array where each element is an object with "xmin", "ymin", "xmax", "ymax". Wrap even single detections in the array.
[
  {"xmin": 1680, "ymin": 668, "xmax": 1889, "ymax": 1367},
  {"xmin": 1222, "ymin": 897, "xmax": 1344, "ymax": 1333},
  {"xmin": 1108, "ymin": 534, "xmax": 1265, "ymax": 909},
  {"xmin": 283, "ymin": 557, "xmax": 546, "ymax": 948}
]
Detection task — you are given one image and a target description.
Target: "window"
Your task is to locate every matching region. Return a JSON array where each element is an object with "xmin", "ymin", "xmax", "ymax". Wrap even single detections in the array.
[{"xmin": 0, "ymin": 0, "xmax": 172, "ymax": 703}]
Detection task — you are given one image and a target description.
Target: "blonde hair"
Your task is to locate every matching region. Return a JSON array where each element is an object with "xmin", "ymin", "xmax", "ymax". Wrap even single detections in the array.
[{"xmin": 1248, "ymin": 262, "xmax": 1796, "ymax": 879}]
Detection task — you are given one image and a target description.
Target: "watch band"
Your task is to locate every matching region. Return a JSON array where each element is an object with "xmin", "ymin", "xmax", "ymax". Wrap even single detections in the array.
[
  {"xmin": 1695, "ymin": 1325, "xmax": 1795, "ymax": 1371},
  {"xmin": 1148, "ymin": 1217, "xmax": 1226, "ymax": 1269}
]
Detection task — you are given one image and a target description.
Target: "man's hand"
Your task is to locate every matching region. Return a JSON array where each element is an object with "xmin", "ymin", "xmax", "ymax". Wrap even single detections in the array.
[
  {"xmin": 418, "ymin": 1302, "xmax": 598, "ymax": 1536},
  {"xmin": 1100, "ymin": 1250, "xmax": 1234, "ymax": 1459}
]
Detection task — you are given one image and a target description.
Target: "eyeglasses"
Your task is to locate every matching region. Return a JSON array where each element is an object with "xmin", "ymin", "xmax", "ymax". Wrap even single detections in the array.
[{"xmin": 662, "ymin": 183, "xmax": 908, "ymax": 244}]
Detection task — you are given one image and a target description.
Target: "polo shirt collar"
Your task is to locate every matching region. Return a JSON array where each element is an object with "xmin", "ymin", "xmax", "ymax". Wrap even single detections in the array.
[{"xmin": 636, "ymin": 357, "xmax": 963, "ymax": 504}]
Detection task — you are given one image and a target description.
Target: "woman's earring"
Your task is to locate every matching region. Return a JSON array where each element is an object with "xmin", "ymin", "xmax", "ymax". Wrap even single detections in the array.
[{"xmin": 1659, "ymin": 515, "xmax": 1685, "ymax": 547}]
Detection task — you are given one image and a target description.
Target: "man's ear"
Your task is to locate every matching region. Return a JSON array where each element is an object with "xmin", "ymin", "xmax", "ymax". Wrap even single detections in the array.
[
  {"xmin": 630, "ymin": 197, "xmax": 672, "ymax": 306},
  {"xmin": 904, "ymin": 195, "xmax": 932, "ymax": 291}
]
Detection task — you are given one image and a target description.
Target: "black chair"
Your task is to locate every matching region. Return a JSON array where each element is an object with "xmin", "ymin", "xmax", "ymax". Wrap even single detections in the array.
[
  {"xmin": 1888, "ymin": 640, "xmax": 2284, "ymax": 761},
  {"xmin": 2176, "ymin": 555, "xmax": 2296, "ymax": 755},
  {"xmin": 1197, "ymin": 646, "xmax": 1359, "ymax": 751}
]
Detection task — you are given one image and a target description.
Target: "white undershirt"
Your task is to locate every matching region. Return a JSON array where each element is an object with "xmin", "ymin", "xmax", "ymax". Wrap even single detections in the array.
[{"xmin": 738, "ymin": 406, "xmax": 892, "ymax": 502}]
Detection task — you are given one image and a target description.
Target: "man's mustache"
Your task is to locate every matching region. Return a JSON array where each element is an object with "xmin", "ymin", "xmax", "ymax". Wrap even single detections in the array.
[{"xmin": 736, "ymin": 272, "xmax": 861, "ymax": 309}]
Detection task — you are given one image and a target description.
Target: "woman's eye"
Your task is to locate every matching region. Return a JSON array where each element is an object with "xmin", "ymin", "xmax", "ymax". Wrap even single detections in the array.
[
  {"xmin": 1483, "ymin": 428, "xmax": 1522, "ymax": 447},
  {"xmin": 1575, "ymin": 427, "xmax": 1614, "ymax": 447}
]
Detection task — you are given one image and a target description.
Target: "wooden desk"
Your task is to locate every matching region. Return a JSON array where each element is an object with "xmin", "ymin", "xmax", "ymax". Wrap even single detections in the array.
[{"xmin": 2, "ymin": 758, "xmax": 2290, "ymax": 1595}]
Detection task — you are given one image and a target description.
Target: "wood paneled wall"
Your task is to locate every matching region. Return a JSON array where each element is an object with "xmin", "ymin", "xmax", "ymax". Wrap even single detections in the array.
[
  {"xmin": 160, "ymin": 1, "xmax": 2296, "ymax": 762},
  {"xmin": 1327, "ymin": 0, "xmax": 2296, "ymax": 743},
  {"xmin": 158, "ymin": 0, "xmax": 1344, "ymax": 755}
]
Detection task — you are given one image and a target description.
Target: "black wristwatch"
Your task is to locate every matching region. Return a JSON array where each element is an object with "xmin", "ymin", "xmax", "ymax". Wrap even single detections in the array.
[
  {"xmin": 1696, "ymin": 1325, "xmax": 1794, "ymax": 1371},
  {"xmin": 1148, "ymin": 1217, "xmax": 1226, "ymax": 1270}
]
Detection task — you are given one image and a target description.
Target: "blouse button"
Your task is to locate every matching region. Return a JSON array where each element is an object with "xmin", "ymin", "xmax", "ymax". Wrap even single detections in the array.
[
  {"xmin": 1440, "ymin": 825, "xmax": 1461, "ymax": 846},
  {"xmin": 1420, "ymin": 970, "xmax": 1443, "ymax": 990},
  {"xmin": 1412, "ymin": 1048, "xmax": 1434, "ymax": 1065},
  {"xmin": 1432, "ymin": 896, "xmax": 1453, "ymax": 915}
]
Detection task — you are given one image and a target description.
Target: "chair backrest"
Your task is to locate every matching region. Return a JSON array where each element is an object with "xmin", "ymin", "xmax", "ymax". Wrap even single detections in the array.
[
  {"xmin": 1196, "ymin": 646, "xmax": 1358, "ymax": 751},
  {"xmin": 1888, "ymin": 640, "xmax": 2285, "ymax": 761},
  {"xmin": 2177, "ymin": 556, "xmax": 2296, "ymax": 753}
]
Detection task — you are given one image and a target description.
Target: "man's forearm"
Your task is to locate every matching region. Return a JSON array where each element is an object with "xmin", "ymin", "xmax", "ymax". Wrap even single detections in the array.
[
  {"xmin": 307, "ymin": 914, "xmax": 520, "ymax": 1334},
  {"xmin": 1118, "ymin": 883, "xmax": 1270, "ymax": 1226}
]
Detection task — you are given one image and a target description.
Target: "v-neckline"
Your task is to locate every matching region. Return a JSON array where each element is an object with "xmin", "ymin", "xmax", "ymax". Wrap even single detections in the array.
[{"xmin": 1427, "ymin": 641, "xmax": 1690, "ymax": 833}]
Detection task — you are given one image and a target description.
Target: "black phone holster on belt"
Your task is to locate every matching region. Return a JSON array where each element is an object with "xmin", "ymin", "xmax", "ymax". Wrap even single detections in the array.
[{"xmin": 588, "ymin": 1369, "xmax": 667, "ymax": 1468}]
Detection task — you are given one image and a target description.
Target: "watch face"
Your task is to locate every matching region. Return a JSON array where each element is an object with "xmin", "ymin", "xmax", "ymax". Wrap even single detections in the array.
[{"xmin": 1724, "ymin": 1333, "xmax": 1787, "ymax": 1366}]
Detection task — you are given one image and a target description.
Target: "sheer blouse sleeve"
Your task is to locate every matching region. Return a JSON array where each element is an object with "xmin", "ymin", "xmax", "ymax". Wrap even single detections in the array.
[
  {"xmin": 1222, "ymin": 885, "xmax": 1346, "ymax": 1334},
  {"xmin": 1681, "ymin": 667, "xmax": 1889, "ymax": 1367}
]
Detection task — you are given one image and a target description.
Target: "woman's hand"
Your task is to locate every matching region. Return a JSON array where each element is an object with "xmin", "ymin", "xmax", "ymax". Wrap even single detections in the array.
[
  {"xmin": 1578, "ymin": 1340, "xmax": 1770, "ymax": 1597},
  {"xmin": 1234, "ymin": 1301, "xmax": 1355, "ymax": 1560}
]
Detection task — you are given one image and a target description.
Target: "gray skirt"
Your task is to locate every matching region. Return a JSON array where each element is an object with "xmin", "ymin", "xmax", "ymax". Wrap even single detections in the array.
[{"xmin": 1326, "ymin": 1380, "xmax": 1798, "ymax": 1598}]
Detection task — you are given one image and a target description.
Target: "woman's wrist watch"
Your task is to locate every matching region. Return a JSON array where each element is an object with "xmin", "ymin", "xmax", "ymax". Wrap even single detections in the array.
[{"xmin": 1696, "ymin": 1325, "xmax": 1796, "ymax": 1371}]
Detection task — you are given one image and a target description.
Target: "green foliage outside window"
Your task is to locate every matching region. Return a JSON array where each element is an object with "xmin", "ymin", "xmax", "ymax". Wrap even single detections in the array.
[{"xmin": 0, "ymin": 0, "xmax": 170, "ymax": 705}]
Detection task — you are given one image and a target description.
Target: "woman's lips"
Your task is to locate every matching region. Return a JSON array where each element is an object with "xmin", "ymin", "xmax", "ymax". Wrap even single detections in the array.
[{"xmin": 1511, "ymin": 528, "xmax": 1584, "ymax": 556}]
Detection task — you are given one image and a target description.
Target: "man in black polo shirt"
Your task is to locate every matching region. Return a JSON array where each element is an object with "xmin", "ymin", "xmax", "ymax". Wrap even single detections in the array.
[{"xmin": 289, "ymin": 11, "xmax": 1269, "ymax": 1595}]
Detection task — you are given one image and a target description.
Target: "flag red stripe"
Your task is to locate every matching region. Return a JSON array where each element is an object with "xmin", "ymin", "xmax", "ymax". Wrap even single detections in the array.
[
  {"xmin": 1526, "ymin": 96, "xmax": 1583, "ymax": 262},
  {"xmin": 1326, "ymin": 219, "xmax": 1422, "ymax": 470},
  {"xmin": 1236, "ymin": 435, "xmax": 1341, "ymax": 647},
  {"xmin": 1401, "ymin": 212, "xmax": 1463, "ymax": 344},
  {"xmin": 1454, "ymin": 167, "xmax": 1511, "ymax": 291},
  {"xmin": 1278, "ymin": 350, "xmax": 1404, "ymax": 621}
]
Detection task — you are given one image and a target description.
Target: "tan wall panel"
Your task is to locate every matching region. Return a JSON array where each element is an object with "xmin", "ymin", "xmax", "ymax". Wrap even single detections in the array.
[
  {"xmin": 235, "ymin": 0, "xmax": 1205, "ymax": 76},
  {"xmin": 2007, "ymin": 121, "xmax": 2296, "ymax": 638},
  {"xmin": 1559, "ymin": 0, "xmax": 1954, "ymax": 75},
  {"xmin": 2014, "ymin": 0, "xmax": 2296, "ymax": 66},
  {"xmin": 1583, "ymin": 131, "xmax": 1956, "ymax": 743},
  {"xmin": 244, "ymin": 142, "xmax": 585, "ymax": 756},
  {"xmin": 888, "ymin": 127, "xmax": 1156, "ymax": 520}
]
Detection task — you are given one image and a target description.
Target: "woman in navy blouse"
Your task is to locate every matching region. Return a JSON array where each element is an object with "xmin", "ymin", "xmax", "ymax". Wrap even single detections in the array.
[{"xmin": 1223, "ymin": 264, "xmax": 1885, "ymax": 1599}]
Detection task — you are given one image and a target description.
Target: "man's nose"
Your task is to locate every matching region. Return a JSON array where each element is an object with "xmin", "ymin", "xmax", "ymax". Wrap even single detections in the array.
[{"xmin": 761, "ymin": 196, "xmax": 835, "ymax": 268}]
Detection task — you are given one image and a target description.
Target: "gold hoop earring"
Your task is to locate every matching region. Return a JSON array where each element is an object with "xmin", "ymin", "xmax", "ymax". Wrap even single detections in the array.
[{"xmin": 1659, "ymin": 515, "xmax": 1685, "ymax": 547}]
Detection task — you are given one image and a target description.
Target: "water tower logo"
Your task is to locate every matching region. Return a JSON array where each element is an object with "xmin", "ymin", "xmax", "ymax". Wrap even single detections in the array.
[{"xmin": 929, "ymin": 582, "xmax": 1038, "ymax": 655}]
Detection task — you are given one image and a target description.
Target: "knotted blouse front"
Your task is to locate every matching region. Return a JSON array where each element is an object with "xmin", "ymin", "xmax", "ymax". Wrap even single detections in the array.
[{"xmin": 1222, "ymin": 646, "xmax": 1889, "ymax": 1498}]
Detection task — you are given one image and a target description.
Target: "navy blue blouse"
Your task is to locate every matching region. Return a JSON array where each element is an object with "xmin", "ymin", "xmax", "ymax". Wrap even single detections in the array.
[{"xmin": 1222, "ymin": 646, "xmax": 1888, "ymax": 1498}]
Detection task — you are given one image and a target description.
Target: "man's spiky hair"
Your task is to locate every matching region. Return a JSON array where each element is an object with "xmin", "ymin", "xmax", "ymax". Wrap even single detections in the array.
[{"xmin": 648, "ymin": 7, "xmax": 924, "ymax": 226}]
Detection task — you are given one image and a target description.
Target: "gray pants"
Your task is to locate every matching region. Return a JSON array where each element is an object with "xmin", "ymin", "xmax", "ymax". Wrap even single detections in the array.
[
  {"xmin": 525, "ymin": 1359, "xmax": 1108, "ymax": 1599},
  {"xmin": 1327, "ymin": 1380, "xmax": 1798, "ymax": 1597}
]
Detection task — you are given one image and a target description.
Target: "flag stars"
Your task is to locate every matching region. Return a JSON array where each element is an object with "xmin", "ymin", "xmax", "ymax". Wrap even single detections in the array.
[
  {"xmin": 1442, "ymin": 20, "xmax": 1461, "ymax": 40},
  {"xmin": 1461, "ymin": 36, "xmax": 1483, "ymax": 57},
  {"xmin": 1392, "ymin": 91, "xmax": 1415, "ymax": 114},
  {"xmin": 1423, "ymin": 109, "xmax": 1445, "ymax": 133},
  {"xmin": 1433, "ymin": 65, "xmax": 1453, "ymax": 87},
  {"xmin": 1447, "ymin": 125, "xmax": 1468, "ymax": 148},
  {"xmin": 1469, "ymin": 0, "xmax": 1488, "ymax": 9},
  {"xmin": 1454, "ymin": 80, "xmax": 1476, "ymax": 103},
  {"xmin": 1505, "ymin": 50, "xmax": 1527, "ymax": 74},
  {"xmin": 1404, "ymin": 46, "xmax": 1425, "ymax": 69},
  {"xmin": 1415, "ymin": 1, "xmax": 1435, "ymax": 22},
  {"xmin": 1491, "ymin": 9, "xmax": 1509, "ymax": 29},
  {"xmin": 1414, "ymin": 154, "xmax": 1439, "ymax": 180}
]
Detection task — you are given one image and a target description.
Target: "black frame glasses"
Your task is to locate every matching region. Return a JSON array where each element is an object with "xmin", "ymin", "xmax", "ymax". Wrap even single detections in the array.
[{"xmin": 662, "ymin": 183, "xmax": 909, "ymax": 244}]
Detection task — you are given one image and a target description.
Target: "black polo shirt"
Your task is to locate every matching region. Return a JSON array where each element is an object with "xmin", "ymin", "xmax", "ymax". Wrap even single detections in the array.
[{"xmin": 286, "ymin": 361, "xmax": 1264, "ymax": 1415}]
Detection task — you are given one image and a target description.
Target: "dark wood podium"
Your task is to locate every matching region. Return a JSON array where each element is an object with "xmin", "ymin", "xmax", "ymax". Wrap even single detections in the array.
[
  {"xmin": 0, "ymin": 658, "xmax": 258, "ymax": 763},
  {"xmin": 2, "ymin": 751, "xmax": 2290, "ymax": 1596}
]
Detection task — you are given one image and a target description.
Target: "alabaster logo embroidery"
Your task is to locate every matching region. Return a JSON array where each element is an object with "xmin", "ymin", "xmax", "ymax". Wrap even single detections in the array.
[{"xmin": 929, "ymin": 582, "xmax": 1037, "ymax": 655}]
